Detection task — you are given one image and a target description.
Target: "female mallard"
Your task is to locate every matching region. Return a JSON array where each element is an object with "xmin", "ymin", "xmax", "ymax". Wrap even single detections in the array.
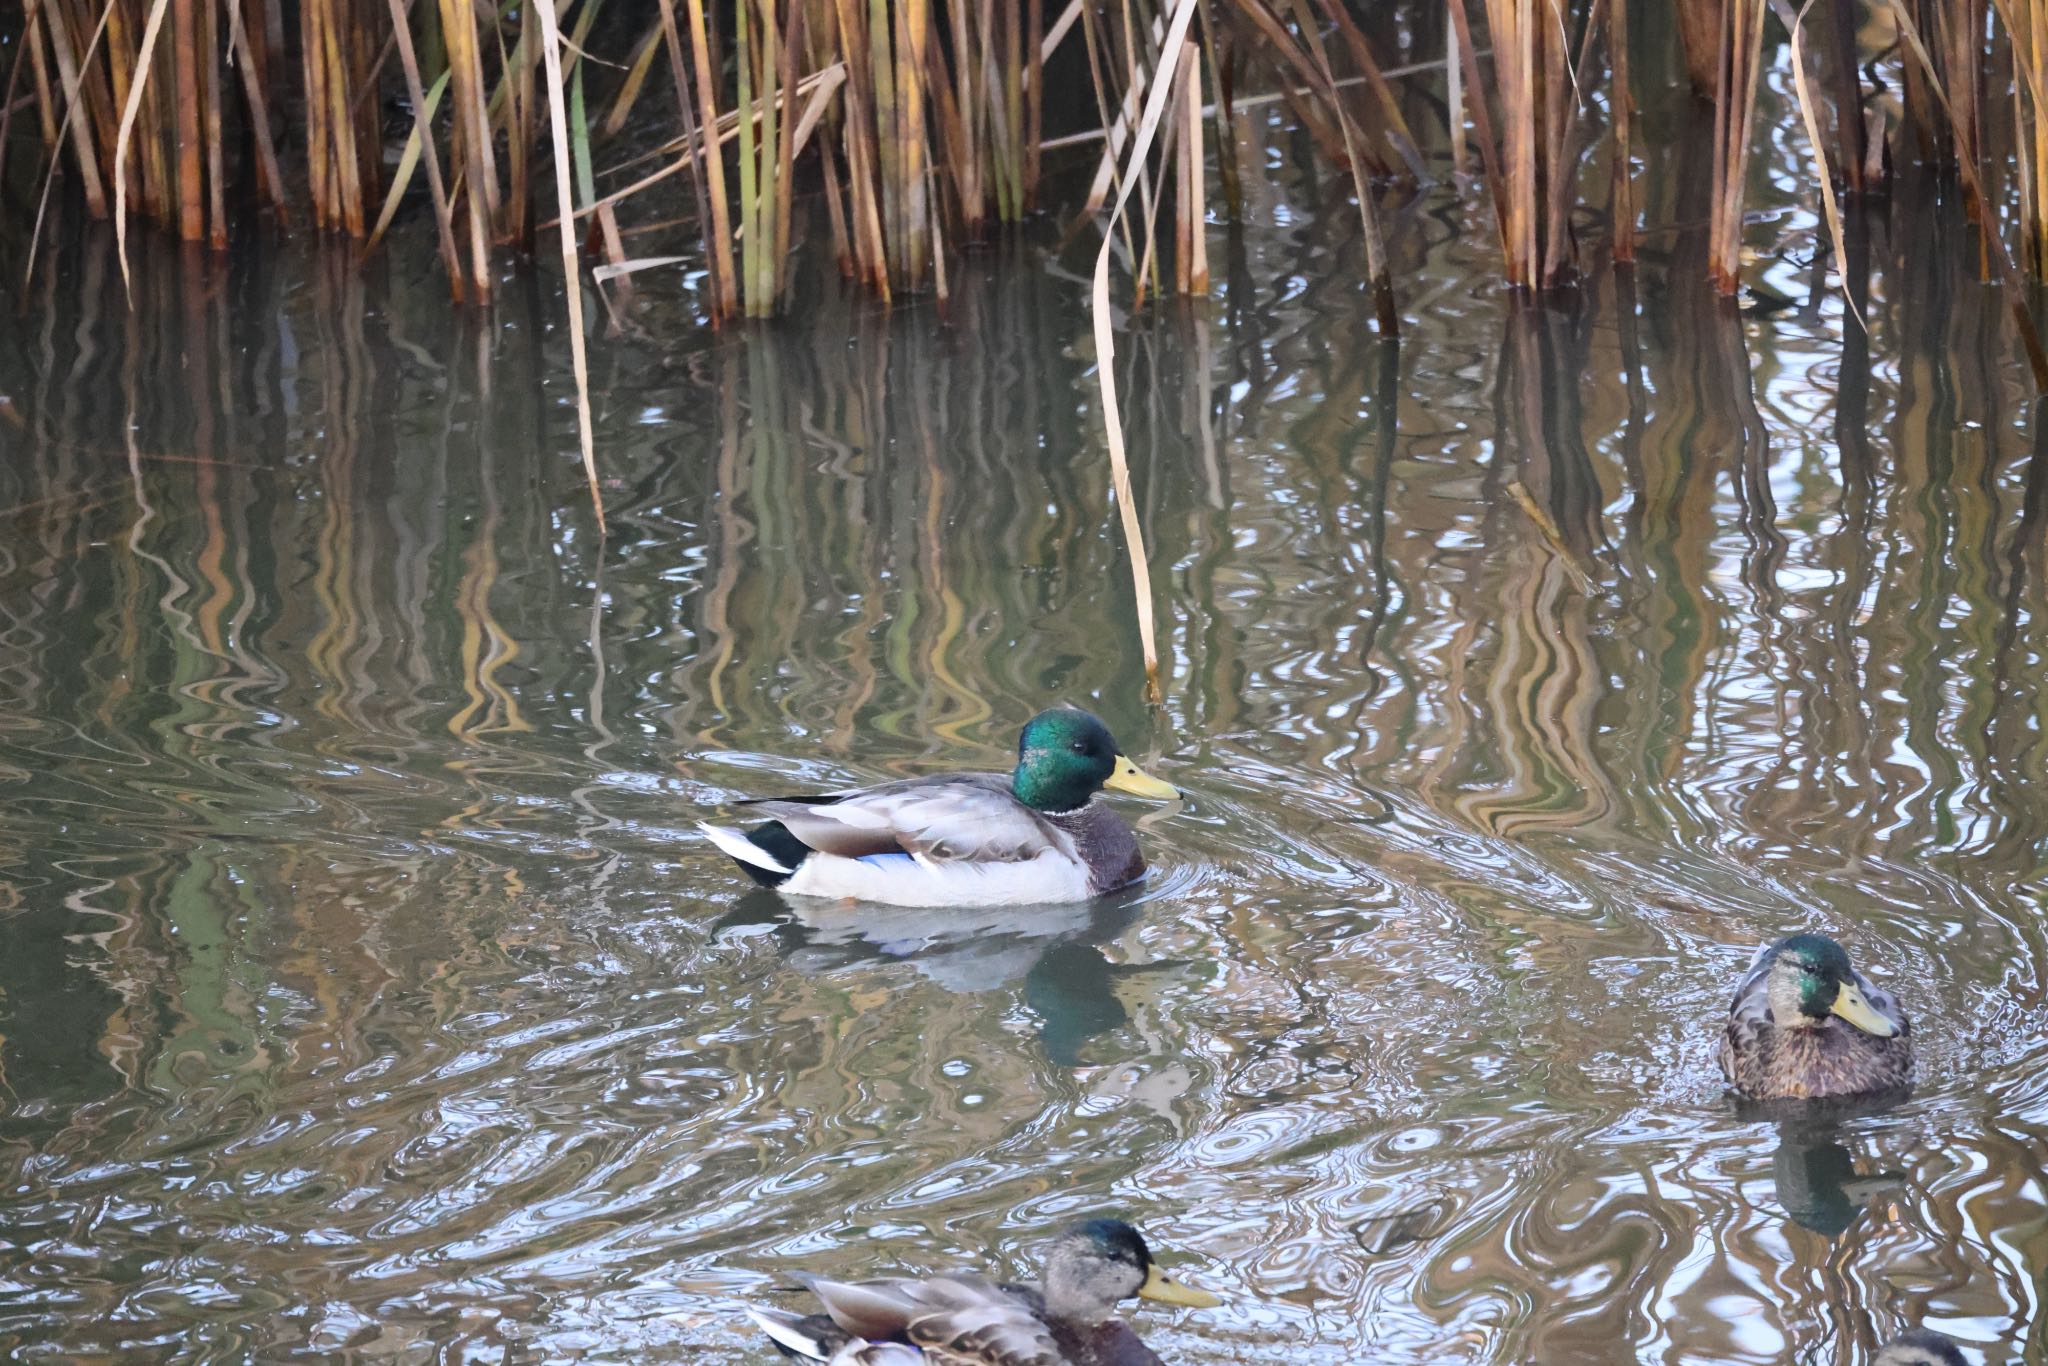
[
  {"xmin": 745, "ymin": 1217, "xmax": 1220, "ymax": 1366},
  {"xmin": 1876, "ymin": 1330, "xmax": 1968, "ymax": 1366},
  {"xmin": 1719, "ymin": 933, "xmax": 1915, "ymax": 1101},
  {"xmin": 698, "ymin": 708, "xmax": 1178, "ymax": 908}
]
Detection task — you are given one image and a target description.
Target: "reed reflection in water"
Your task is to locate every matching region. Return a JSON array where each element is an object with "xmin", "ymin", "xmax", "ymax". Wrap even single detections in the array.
[{"xmin": 0, "ymin": 198, "xmax": 2045, "ymax": 1365}]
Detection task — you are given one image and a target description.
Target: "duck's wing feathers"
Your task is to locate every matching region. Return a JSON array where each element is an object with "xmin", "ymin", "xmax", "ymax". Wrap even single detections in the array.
[
  {"xmin": 744, "ymin": 774, "xmax": 1069, "ymax": 867},
  {"xmin": 1720, "ymin": 943, "xmax": 1778, "ymax": 1087},
  {"xmin": 902, "ymin": 1276, "xmax": 1064, "ymax": 1366},
  {"xmin": 805, "ymin": 1274, "xmax": 1063, "ymax": 1366},
  {"xmin": 1726, "ymin": 942, "xmax": 1776, "ymax": 1029}
]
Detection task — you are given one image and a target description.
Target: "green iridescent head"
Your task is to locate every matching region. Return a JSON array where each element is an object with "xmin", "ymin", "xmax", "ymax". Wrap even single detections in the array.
[
  {"xmin": 1768, "ymin": 934, "xmax": 1898, "ymax": 1036},
  {"xmin": 1010, "ymin": 708, "xmax": 1177, "ymax": 814}
]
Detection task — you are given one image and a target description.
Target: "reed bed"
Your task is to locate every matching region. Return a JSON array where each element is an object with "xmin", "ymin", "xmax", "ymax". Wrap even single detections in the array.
[
  {"xmin": 12, "ymin": 0, "xmax": 2048, "ymax": 673},
  {"xmin": 17, "ymin": 2, "xmax": 2048, "ymax": 317}
]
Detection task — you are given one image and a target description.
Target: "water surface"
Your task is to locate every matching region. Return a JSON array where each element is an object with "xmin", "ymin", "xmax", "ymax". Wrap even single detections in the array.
[{"xmin": 2, "ymin": 120, "xmax": 2047, "ymax": 1366}]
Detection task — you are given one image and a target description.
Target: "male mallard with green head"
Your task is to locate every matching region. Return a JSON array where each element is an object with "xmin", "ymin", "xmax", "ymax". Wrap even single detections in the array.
[
  {"xmin": 746, "ymin": 1217, "xmax": 1220, "ymax": 1366},
  {"xmin": 699, "ymin": 709, "xmax": 1178, "ymax": 908},
  {"xmin": 1719, "ymin": 933, "xmax": 1915, "ymax": 1101}
]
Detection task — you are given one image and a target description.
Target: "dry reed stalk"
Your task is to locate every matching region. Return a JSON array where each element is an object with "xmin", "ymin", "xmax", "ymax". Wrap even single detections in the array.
[
  {"xmin": 715, "ymin": 0, "xmax": 810, "ymax": 315},
  {"xmin": 1316, "ymin": 0, "xmax": 1420, "ymax": 173},
  {"xmin": 200, "ymin": 0, "xmax": 224, "ymax": 247},
  {"xmin": 773, "ymin": 1, "xmax": 800, "ymax": 290},
  {"xmin": 1541, "ymin": 0, "xmax": 1609, "ymax": 285},
  {"xmin": 893, "ymin": 0, "xmax": 933, "ymax": 288},
  {"xmin": 111, "ymin": 0, "xmax": 173, "ymax": 294},
  {"xmin": 649, "ymin": 0, "xmax": 724, "ymax": 311},
  {"xmin": 837, "ymin": 0, "xmax": 891, "ymax": 295},
  {"xmin": 439, "ymin": 0, "xmax": 496, "ymax": 295},
  {"xmin": 504, "ymin": 15, "xmax": 538, "ymax": 249},
  {"xmin": 132, "ymin": 0, "xmax": 175, "ymax": 224},
  {"xmin": 1175, "ymin": 39, "xmax": 1206, "ymax": 293},
  {"xmin": 1608, "ymin": 0, "xmax": 1633, "ymax": 261},
  {"xmin": 68, "ymin": 0, "xmax": 119, "ymax": 175},
  {"xmin": 170, "ymin": 0, "xmax": 201, "ymax": 241},
  {"xmin": 937, "ymin": 0, "xmax": 982, "ymax": 234},
  {"xmin": 1995, "ymin": 0, "xmax": 2048, "ymax": 271},
  {"xmin": 1445, "ymin": 0, "xmax": 1467, "ymax": 179},
  {"xmin": 685, "ymin": 0, "xmax": 739, "ymax": 319},
  {"xmin": 534, "ymin": 0, "xmax": 606, "ymax": 532},
  {"xmin": 1091, "ymin": 0, "xmax": 1201, "ymax": 700},
  {"xmin": 1675, "ymin": 0, "xmax": 1724, "ymax": 93},
  {"xmin": 1708, "ymin": 0, "xmax": 1766, "ymax": 294},
  {"xmin": 1449, "ymin": 0, "xmax": 1508, "ymax": 248},
  {"xmin": 1934, "ymin": 0, "xmax": 1986, "ymax": 197},
  {"xmin": 1225, "ymin": 2, "xmax": 1347, "ymax": 167},
  {"xmin": 819, "ymin": 0, "xmax": 939, "ymax": 295},
  {"xmin": 735, "ymin": 0, "xmax": 762, "ymax": 313},
  {"xmin": 1897, "ymin": 0, "xmax": 1945, "ymax": 161},
  {"xmin": 24, "ymin": 3, "xmax": 63, "ymax": 157},
  {"xmin": 35, "ymin": 0, "xmax": 109, "ymax": 219},
  {"xmin": 1772, "ymin": 0, "xmax": 1852, "ymax": 314},
  {"xmin": 227, "ymin": 0, "xmax": 288, "ymax": 219},
  {"xmin": 1196, "ymin": 0, "xmax": 1241, "ymax": 216},
  {"xmin": 1485, "ymin": 0, "xmax": 1537, "ymax": 283},
  {"xmin": 1826, "ymin": 0, "xmax": 1867, "ymax": 192},
  {"xmin": 1887, "ymin": 0, "xmax": 2048, "ymax": 385},
  {"xmin": 1282, "ymin": 0, "xmax": 1397, "ymax": 323},
  {"xmin": 378, "ymin": 0, "xmax": 463, "ymax": 293},
  {"xmin": 311, "ymin": 0, "xmax": 374, "ymax": 235}
]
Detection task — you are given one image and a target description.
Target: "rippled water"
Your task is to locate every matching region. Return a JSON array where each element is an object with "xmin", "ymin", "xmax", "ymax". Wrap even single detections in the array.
[{"xmin": 5, "ymin": 107, "xmax": 2048, "ymax": 1366}]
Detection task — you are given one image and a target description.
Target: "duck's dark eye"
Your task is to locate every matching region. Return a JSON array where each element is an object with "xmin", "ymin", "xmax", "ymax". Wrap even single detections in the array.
[{"xmin": 1071, "ymin": 740, "xmax": 1089, "ymax": 754}]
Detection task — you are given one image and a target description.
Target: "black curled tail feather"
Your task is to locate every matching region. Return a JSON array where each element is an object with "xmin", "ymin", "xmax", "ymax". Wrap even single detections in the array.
[{"xmin": 739, "ymin": 821, "xmax": 809, "ymax": 887}]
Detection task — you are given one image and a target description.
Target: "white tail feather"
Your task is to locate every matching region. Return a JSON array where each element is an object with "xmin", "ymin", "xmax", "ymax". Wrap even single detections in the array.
[
  {"xmin": 699, "ymin": 821, "xmax": 794, "ymax": 875},
  {"xmin": 746, "ymin": 1306, "xmax": 829, "ymax": 1359}
]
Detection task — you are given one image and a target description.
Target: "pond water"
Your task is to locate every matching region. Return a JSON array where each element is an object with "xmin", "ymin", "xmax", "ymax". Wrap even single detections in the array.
[{"xmin": 3, "ymin": 109, "xmax": 2048, "ymax": 1366}]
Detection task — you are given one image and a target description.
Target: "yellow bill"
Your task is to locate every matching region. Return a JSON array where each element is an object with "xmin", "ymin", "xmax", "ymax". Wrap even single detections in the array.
[
  {"xmin": 1830, "ymin": 981, "xmax": 1898, "ymax": 1038},
  {"xmin": 1104, "ymin": 754, "xmax": 1178, "ymax": 800},
  {"xmin": 1138, "ymin": 1264, "xmax": 1222, "ymax": 1309}
]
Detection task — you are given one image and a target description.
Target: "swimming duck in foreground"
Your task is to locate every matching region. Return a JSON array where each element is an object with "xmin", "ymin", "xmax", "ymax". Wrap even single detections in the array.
[
  {"xmin": 746, "ymin": 1218, "xmax": 1220, "ymax": 1366},
  {"xmin": 1876, "ymin": 1329, "xmax": 1969, "ymax": 1366},
  {"xmin": 1719, "ymin": 933, "xmax": 1916, "ymax": 1101},
  {"xmin": 699, "ymin": 708, "xmax": 1178, "ymax": 908}
]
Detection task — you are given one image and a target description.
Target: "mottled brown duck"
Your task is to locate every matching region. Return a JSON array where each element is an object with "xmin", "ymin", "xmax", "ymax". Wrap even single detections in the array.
[
  {"xmin": 1875, "ymin": 1328, "xmax": 1969, "ymax": 1366},
  {"xmin": 1718, "ymin": 933, "xmax": 1915, "ymax": 1102},
  {"xmin": 745, "ymin": 1219, "xmax": 1220, "ymax": 1366}
]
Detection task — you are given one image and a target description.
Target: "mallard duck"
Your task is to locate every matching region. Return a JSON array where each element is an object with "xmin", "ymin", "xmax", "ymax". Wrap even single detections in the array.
[
  {"xmin": 745, "ymin": 1218, "xmax": 1220, "ymax": 1365},
  {"xmin": 1718, "ymin": 933, "xmax": 1915, "ymax": 1101},
  {"xmin": 1876, "ymin": 1330, "xmax": 1968, "ymax": 1366},
  {"xmin": 699, "ymin": 708, "xmax": 1178, "ymax": 908}
]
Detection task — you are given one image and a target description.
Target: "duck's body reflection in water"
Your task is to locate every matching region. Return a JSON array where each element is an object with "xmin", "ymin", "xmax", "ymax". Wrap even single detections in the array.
[
  {"xmin": 1734, "ymin": 1092, "xmax": 1911, "ymax": 1239},
  {"xmin": 1767, "ymin": 1119, "xmax": 1905, "ymax": 1239},
  {"xmin": 713, "ymin": 893, "xmax": 1179, "ymax": 1065}
]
